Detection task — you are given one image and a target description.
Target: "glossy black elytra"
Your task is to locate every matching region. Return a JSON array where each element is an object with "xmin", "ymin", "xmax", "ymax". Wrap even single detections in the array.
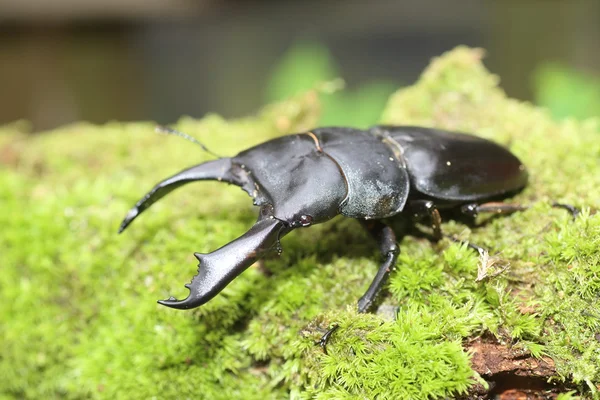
[{"xmin": 119, "ymin": 126, "xmax": 529, "ymax": 313}]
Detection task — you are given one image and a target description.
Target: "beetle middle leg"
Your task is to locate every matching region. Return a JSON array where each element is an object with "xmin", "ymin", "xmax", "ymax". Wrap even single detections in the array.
[
  {"xmin": 407, "ymin": 199, "xmax": 492, "ymax": 260},
  {"xmin": 407, "ymin": 200, "xmax": 444, "ymax": 240}
]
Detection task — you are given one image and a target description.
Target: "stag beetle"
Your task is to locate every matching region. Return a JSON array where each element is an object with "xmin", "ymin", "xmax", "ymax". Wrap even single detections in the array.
[{"xmin": 119, "ymin": 126, "xmax": 529, "ymax": 313}]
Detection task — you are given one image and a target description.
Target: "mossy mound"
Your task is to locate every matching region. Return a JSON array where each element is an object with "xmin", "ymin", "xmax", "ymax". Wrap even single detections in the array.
[{"xmin": 1, "ymin": 47, "xmax": 599, "ymax": 399}]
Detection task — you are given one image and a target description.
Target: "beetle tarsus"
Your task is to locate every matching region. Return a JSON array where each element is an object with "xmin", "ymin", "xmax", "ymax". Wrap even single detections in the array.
[
  {"xmin": 444, "ymin": 234, "xmax": 487, "ymax": 254},
  {"xmin": 318, "ymin": 324, "xmax": 340, "ymax": 354},
  {"xmin": 444, "ymin": 234, "xmax": 500, "ymax": 281},
  {"xmin": 552, "ymin": 202, "xmax": 580, "ymax": 219},
  {"xmin": 407, "ymin": 199, "xmax": 498, "ymax": 279},
  {"xmin": 462, "ymin": 201, "xmax": 578, "ymax": 220}
]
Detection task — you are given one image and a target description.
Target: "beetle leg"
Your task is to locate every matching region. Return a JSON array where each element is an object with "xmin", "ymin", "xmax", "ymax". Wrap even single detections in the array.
[
  {"xmin": 460, "ymin": 202, "xmax": 528, "ymax": 219},
  {"xmin": 357, "ymin": 220, "xmax": 399, "ymax": 313},
  {"xmin": 462, "ymin": 202, "xmax": 579, "ymax": 219},
  {"xmin": 444, "ymin": 235, "xmax": 487, "ymax": 255},
  {"xmin": 408, "ymin": 200, "xmax": 490, "ymax": 250},
  {"xmin": 318, "ymin": 220, "xmax": 398, "ymax": 353},
  {"xmin": 407, "ymin": 200, "xmax": 443, "ymax": 240},
  {"xmin": 407, "ymin": 200, "xmax": 495, "ymax": 276},
  {"xmin": 552, "ymin": 202, "xmax": 580, "ymax": 219},
  {"xmin": 317, "ymin": 324, "xmax": 339, "ymax": 355}
]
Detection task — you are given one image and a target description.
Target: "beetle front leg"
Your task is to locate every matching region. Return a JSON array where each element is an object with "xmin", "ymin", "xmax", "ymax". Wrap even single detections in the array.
[
  {"xmin": 357, "ymin": 220, "xmax": 399, "ymax": 313},
  {"xmin": 318, "ymin": 220, "xmax": 398, "ymax": 353}
]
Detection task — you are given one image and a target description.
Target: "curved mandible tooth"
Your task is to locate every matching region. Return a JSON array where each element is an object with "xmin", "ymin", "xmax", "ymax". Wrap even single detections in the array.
[
  {"xmin": 118, "ymin": 157, "xmax": 244, "ymax": 233},
  {"xmin": 158, "ymin": 295, "xmax": 198, "ymax": 310},
  {"xmin": 157, "ymin": 218, "xmax": 290, "ymax": 310},
  {"xmin": 157, "ymin": 254, "xmax": 209, "ymax": 310}
]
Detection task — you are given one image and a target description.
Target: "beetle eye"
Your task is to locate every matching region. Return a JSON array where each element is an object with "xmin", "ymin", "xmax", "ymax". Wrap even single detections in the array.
[{"xmin": 298, "ymin": 215, "xmax": 313, "ymax": 227}]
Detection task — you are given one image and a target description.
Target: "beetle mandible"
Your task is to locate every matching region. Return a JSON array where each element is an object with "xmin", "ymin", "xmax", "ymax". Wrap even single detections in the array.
[{"xmin": 119, "ymin": 126, "xmax": 528, "ymax": 313}]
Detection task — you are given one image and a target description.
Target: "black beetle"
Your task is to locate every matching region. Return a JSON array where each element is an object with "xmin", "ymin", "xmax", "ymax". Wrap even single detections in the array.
[{"xmin": 119, "ymin": 126, "xmax": 529, "ymax": 313}]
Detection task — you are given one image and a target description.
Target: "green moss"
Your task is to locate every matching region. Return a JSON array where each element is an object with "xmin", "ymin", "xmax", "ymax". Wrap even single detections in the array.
[
  {"xmin": 382, "ymin": 46, "xmax": 600, "ymax": 396},
  {"xmin": 2, "ymin": 47, "xmax": 599, "ymax": 399}
]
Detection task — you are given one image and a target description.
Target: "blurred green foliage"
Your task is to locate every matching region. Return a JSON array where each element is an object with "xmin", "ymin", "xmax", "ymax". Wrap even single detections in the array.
[
  {"xmin": 265, "ymin": 41, "xmax": 398, "ymax": 128},
  {"xmin": 533, "ymin": 63, "xmax": 600, "ymax": 122}
]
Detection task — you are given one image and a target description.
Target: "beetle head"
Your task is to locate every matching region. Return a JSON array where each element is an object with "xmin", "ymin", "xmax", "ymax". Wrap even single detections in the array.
[
  {"xmin": 232, "ymin": 135, "xmax": 348, "ymax": 229},
  {"xmin": 253, "ymin": 155, "xmax": 347, "ymax": 228}
]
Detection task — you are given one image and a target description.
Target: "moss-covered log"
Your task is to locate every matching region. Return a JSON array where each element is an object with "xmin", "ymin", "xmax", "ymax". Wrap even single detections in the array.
[{"xmin": 1, "ymin": 47, "xmax": 599, "ymax": 399}]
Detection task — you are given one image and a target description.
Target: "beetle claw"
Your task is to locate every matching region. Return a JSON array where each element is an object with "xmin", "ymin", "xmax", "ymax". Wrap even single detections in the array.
[
  {"xmin": 157, "ymin": 295, "xmax": 195, "ymax": 310},
  {"xmin": 118, "ymin": 208, "xmax": 140, "ymax": 233},
  {"xmin": 158, "ymin": 257, "xmax": 209, "ymax": 310},
  {"xmin": 118, "ymin": 158, "xmax": 247, "ymax": 233},
  {"xmin": 156, "ymin": 218, "xmax": 289, "ymax": 310}
]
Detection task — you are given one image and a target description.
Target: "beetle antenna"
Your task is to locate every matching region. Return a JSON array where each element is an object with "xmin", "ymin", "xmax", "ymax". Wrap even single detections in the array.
[{"xmin": 155, "ymin": 125, "xmax": 222, "ymax": 158}]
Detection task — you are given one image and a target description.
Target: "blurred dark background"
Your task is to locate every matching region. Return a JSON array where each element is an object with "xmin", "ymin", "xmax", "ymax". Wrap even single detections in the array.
[{"xmin": 1, "ymin": 0, "xmax": 599, "ymax": 131}]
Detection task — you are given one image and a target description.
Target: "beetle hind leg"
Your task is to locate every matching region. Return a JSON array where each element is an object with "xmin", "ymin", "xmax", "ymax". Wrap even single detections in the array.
[
  {"xmin": 461, "ymin": 201, "xmax": 579, "ymax": 221},
  {"xmin": 408, "ymin": 200, "xmax": 527, "ymax": 239},
  {"xmin": 460, "ymin": 202, "xmax": 528, "ymax": 219}
]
